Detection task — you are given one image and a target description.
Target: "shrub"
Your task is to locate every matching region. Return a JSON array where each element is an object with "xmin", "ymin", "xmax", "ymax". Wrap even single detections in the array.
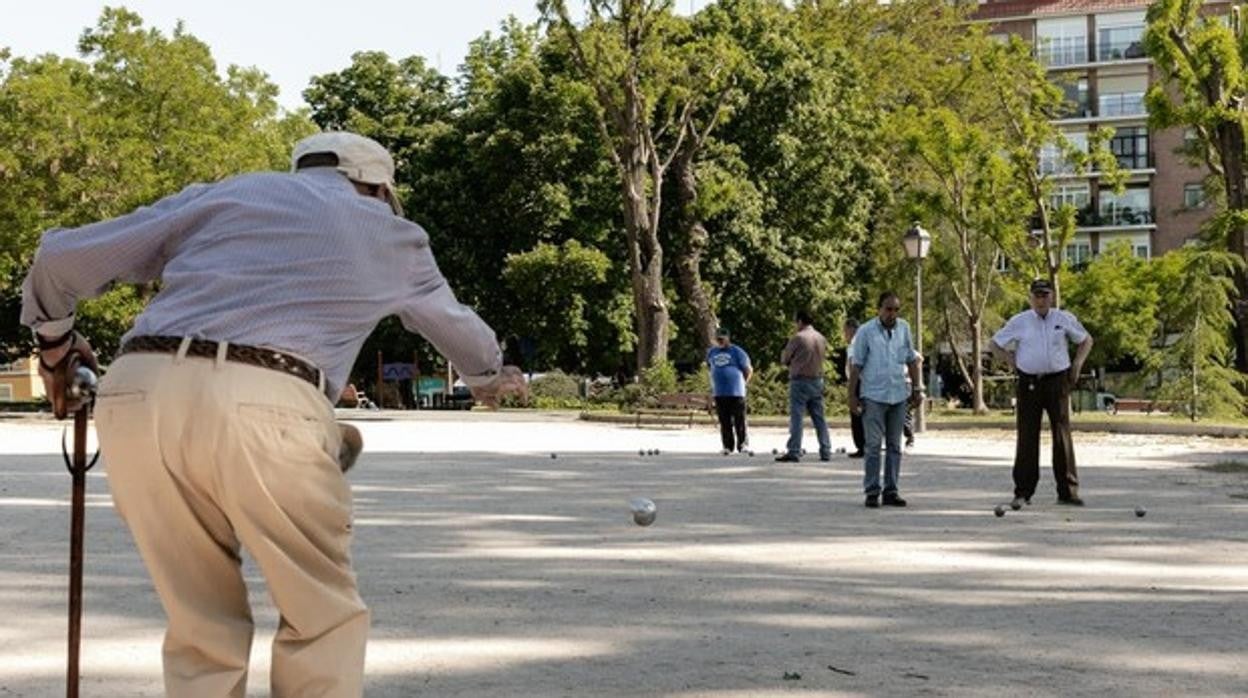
[{"xmin": 529, "ymin": 370, "xmax": 582, "ymax": 401}]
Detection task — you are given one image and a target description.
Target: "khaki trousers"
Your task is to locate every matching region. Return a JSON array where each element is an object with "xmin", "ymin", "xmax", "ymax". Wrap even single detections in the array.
[{"xmin": 95, "ymin": 350, "xmax": 368, "ymax": 697}]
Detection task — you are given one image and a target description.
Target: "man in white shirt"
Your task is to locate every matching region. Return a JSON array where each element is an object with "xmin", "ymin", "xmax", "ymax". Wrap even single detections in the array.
[
  {"xmin": 990, "ymin": 279, "xmax": 1094, "ymax": 508},
  {"xmin": 23, "ymin": 131, "xmax": 524, "ymax": 697}
]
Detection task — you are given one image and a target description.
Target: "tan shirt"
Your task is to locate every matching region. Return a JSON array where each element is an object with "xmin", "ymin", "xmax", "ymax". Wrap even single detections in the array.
[{"xmin": 781, "ymin": 326, "xmax": 827, "ymax": 379}]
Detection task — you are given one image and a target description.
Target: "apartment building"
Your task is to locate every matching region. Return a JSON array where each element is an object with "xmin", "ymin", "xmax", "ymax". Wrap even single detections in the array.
[
  {"xmin": 973, "ymin": 0, "xmax": 1222, "ymax": 263},
  {"xmin": 0, "ymin": 356, "xmax": 43, "ymax": 402}
]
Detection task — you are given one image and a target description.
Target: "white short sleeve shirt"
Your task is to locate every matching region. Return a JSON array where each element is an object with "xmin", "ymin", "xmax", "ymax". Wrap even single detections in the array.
[{"xmin": 992, "ymin": 308, "xmax": 1089, "ymax": 375}]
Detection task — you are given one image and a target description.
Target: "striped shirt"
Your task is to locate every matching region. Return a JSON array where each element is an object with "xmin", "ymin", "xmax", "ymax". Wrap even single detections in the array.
[{"xmin": 20, "ymin": 168, "xmax": 501, "ymax": 399}]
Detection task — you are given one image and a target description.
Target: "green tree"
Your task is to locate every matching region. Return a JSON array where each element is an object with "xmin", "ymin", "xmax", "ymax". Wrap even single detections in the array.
[
  {"xmin": 1063, "ymin": 241, "xmax": 1160, "ymax": 371},
  {"xmin": 1153, "ymin": 247, "xmax": 1247, "ymax": 418},
  {"xmin": 897, "ymin": 103, "xmax": 1027, "ymax": 413},
  {"xmin": 543, "ymin": 0, "xmax": 733, "ymax": 371},
  {"xmin": 697, "ymin": 0, "xmax": 888, "ymax": 359},
  {"xmin": 0, "ymin": 8, "xmax": 312, "ymax": 359},
  {"xmin": 1145, "ymin": 0, "xmax": 1248, "ymax": 371},
  {"xmin": 502, "ymin": 240, "xmax": 616, "ymax": 369},
  {"xmin": 981, "ymin": 37, "xmax": 1123, "ymax": 306}
]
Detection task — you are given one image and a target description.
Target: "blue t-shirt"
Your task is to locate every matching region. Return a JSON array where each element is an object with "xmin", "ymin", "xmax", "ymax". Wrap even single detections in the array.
[{"xmin": 707, "ymin": 344, "xmax": 751, "ymax": 397}]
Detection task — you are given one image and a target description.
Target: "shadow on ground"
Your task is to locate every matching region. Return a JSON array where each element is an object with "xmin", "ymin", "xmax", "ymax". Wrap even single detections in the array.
[{"xmin": 1, "ymin": 441, "xmax": 1245, "ymax": 697}]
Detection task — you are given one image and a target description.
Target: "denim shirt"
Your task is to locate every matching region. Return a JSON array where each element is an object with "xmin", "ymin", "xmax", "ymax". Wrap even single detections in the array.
[{"xmin": 849, "ymin": 317, "xmax": 918, "ymax": 404}]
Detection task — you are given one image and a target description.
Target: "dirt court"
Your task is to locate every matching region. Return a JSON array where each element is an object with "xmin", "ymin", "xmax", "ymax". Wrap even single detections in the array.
[{"xmin": 1, "ymin": 412, "xmax": 1245, "ymax": 697}]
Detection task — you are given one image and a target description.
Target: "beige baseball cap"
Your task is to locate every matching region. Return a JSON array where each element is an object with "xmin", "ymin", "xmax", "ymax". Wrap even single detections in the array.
[{"xmin": 292, "ymin": 131, "xmax": 403, "ymax": 215}]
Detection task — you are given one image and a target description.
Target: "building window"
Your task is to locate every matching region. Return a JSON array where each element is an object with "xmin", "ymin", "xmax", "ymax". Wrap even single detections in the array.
[
  {"xmin": 1037, "ymin": 17, "xmax": 1088, "ymax": 66},
  {"xmin": 1099, "ymin": 186, "xmax": 1152, "ymax": 225},
  {"xmin": 1039, "ymin": 131, "xmax": 1087, "ymax": 175},
  {"xmin": 1109, "ymin": 126, "xmax": 1150, "ymax": 170},
  {"xmin": 1097, "ymin": 74, "xmax": 1148, "ymax": 116},
  {"xmin": 1097, "ymin": 25, "xmax": 1146, "ymax": 60},
  {"xmin": 1101, "ymin": 234, "xmax": 1152, "ymax": 259},
  {"xmin": 1050, "ymin": 182, "xmax": 1091, "ymax": 211},
  {"xmin": 1065, "ymin": 242, "xmax": 1092, "ymax": 267},
  {"xmin": 1184, "ymin": 183, "xmax": 1206, "ymax": 208},
  {"xmin": 1059, "ymin": 77, "xmax": 1090, "ymax": 118},
  {"xmin": 996, "ymin": 254, "xmax": 1010, "ymax": 272},
  {"xmin": 1096, "ymin": 11, "xmax": 1147, "ymax": 61},
  {"xmin": 0, "ymin": 384, "xmax": 12, "ymax": 402}
]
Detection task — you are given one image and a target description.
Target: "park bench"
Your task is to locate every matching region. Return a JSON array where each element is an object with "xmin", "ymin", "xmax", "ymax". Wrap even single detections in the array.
[{"xmin": 634, "ymin": 392, "xmax": 714, "ymax": 428}]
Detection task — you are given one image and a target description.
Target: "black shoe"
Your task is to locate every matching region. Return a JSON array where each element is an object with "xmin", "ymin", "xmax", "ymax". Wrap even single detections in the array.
[
  {"xmin": 882, "ymin": 493, "xmax": 908, "ymax": 507},
  {"xmin": 775, "ymin": 453, "xmax": 801, "ymax": 463},
  {"xmin": 847, "ymin": 450, "xmax": 864, "ymax": 458},
  {"xmin": 1057, "ymin": 496, "xmax": 1085, "ymax": 506},
  {"xmin": 865, "ymin": 494, "xmax": 880, "ymax": 508},
  {"xmin": 905, "ymin": 439, "xmax": 914, "ymax": 448},
  {"xmin": 1010, "ymin": 496, "xmax": 1027, "ymax": 511},
  {"xmin": 819, "ymin": 453, "xmax": 831, "ymax": 462}
]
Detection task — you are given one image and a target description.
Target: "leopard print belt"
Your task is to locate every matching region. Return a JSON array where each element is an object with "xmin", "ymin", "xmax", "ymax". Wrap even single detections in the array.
[{"xmin": 118, "ymin": 335, "xmax": 321, "ymax": 390}]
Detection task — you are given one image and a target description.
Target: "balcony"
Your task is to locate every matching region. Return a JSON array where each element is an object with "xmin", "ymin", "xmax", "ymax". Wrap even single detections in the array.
[
  {"xmin": 1031, "ymin": 204, "xmax": 1155, "ymax": 229},
  {"xmin": 1058, "ymin": 95, "xmax": 1091, "ymax": 119},
  {"xmin": 1097, "ymin": 27, "xmax": 1147, "ymax": 62},
  {"xmin": 1098, "ymin": 92, "xmax": 1146, "ymax": 117},
  {"xmin": 1089, "ymin": 205, "xmax": 1155, "ymax": 227},
  {"xmin": 1037, "ymin": 37, "xmax": 1088, "ymax": 67}
]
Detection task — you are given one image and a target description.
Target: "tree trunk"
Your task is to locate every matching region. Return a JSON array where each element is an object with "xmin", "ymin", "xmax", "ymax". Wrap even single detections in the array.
[
  {"xmin": 1216, "ymin": 122, "xmax": 1248, "ymax": 372},
  {"xmin": 621, "ymin": 173, "xmax": 669, "ymax": 372},
  {"xmin": 969, "ymin": 318, "xmax": 986, "ymax": 414},
  {"xmin": 671, "ymin": 144, "xmax": 717, "ymax": 353}
]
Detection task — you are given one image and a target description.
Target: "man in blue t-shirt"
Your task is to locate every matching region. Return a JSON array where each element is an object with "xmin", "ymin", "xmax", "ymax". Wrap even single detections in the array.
[{"xmin": 707, "ymin": 327, "xmax": 754, "ymax": 454}]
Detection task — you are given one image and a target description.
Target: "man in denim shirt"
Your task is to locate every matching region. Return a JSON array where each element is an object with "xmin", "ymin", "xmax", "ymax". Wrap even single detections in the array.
[{"xmin": 848, "ymin": 292, "xmax": 924, "ymax": 507}]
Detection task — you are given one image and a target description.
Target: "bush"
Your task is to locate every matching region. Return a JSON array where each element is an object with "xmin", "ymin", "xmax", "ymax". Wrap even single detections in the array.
[
  {"xmin": 530, "ymin": 370, "xmax": 582, "ymax": 401},
  {"xmin": 745, "ymin": 364, "xmax": 790, "ymax": 415},
  {"xmin": 639, "ymin": 361, "xmax": 678, "ymax": 394},
  {"xmin": 677, "ymin": 364, "xmax": 711, "ymax": 394}
]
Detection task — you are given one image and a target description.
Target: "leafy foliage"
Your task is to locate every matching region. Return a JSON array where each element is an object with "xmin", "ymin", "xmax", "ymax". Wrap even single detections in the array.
[{"xmin": 0, "ymin": 8, "xmax": 312, "ymax": 359}]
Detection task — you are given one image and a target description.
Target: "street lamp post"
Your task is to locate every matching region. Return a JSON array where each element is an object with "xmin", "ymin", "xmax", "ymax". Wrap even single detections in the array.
[{"xmin": 902, "ymin": 222, "xmax": 931, "ymax": 433}]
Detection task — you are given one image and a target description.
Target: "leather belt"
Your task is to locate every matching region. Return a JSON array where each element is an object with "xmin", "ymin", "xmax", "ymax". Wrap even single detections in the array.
[
  {"xmin": 119, "ymin": 335, "xmax": 322, "ymax": 390},
  {"xmin": 1016, "ymin": 370, "xmax": 1066, "ymax": 380}
]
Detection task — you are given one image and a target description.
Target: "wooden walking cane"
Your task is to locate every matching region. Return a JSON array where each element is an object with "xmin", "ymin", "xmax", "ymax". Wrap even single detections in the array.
[{"xmin": 60, "ymin": 355, "xmax": 99, "ymax": 698}]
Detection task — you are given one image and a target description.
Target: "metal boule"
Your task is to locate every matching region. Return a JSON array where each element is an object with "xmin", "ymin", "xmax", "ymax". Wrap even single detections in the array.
[
  {"xmin": 68, "ymin": 366, "xmax": 98, "ymax": 400},
  {"xmin": 629, "ymin": 497, "xmax": 656, "ymax": 526}
]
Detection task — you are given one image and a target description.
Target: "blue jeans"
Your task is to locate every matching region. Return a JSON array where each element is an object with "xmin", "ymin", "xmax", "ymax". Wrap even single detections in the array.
[
  {"xmin": 786, "ymin": 378, "xmax": 831, "ymax": 458},
  {"xmin": 863, "ymin": 399, "xmax": 906, "ymax": 495}
]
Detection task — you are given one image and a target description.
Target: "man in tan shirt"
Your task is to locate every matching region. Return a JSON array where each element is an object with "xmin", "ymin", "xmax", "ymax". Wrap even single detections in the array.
[{"xmin": 777, "ymin": 310, "xmax": 831, "ymax": 462}]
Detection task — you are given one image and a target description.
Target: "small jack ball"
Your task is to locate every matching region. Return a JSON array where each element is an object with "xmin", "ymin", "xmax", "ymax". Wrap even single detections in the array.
[
  {"xmin": 551, "ymin": 453, "xmax": 557, "ymax": 459},
  {"xmin": 994, "ymin": 505, "xmax": 1006, "ymax": 518},
  {"xmin": 639, "ymin": 449, "xmax": 646, "ymax": 456},
  {"xmin": 1135, "ymin": 506, "xmax": 1146, "ymax": 517}
]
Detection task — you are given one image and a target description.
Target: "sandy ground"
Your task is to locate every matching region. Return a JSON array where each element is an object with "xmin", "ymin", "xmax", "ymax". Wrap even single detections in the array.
[{"xmin": 1, "ymin": 411, "xmax": 1246, "ymax": 697}]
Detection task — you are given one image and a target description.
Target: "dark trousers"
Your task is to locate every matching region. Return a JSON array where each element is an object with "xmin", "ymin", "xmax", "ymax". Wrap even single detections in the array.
[
  {"xmin": 850, "ymin": 411, "xmax": 865, "ymax": 451},
  {"xmin": 1014, "ymin": 371, "xmax": 1079, "ymax": 499},
  {"xmin": 714, "ymin": 396, "xmax": 748, "ymax": 451},
  {"xmin": 849, "ymin": 383, "xmax": 865, "ymax": 451}
]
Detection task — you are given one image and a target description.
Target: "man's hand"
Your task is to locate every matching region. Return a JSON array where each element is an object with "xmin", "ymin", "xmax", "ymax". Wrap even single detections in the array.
[
  {"xmin": 38, "ymin": 332, "xmax": 98, "ymax": 420},
  {"xmin": 848, "ymin": 394, "xmax": 862, "ymax": 416},
  {"xmin": 908, "ymin": 387, "xmax": 926, "ymax": 410},
  {"xmin": 470, "ymin": 365, "xmax": 528, "ymax": 409},
  {"xmin": 1066, "ymin": 366, "xmax": 1081, "ymax": 392}
]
